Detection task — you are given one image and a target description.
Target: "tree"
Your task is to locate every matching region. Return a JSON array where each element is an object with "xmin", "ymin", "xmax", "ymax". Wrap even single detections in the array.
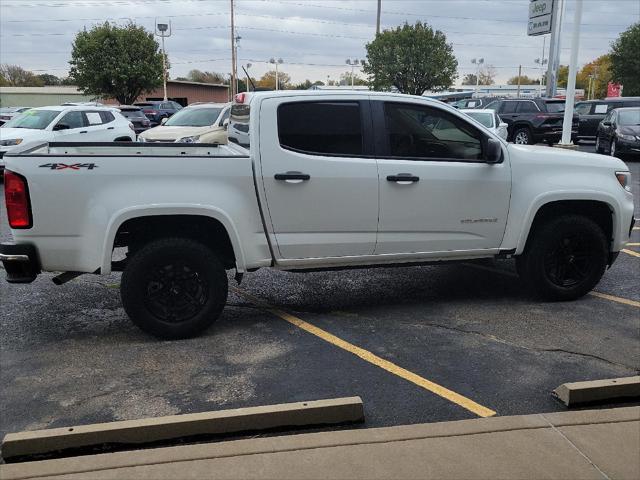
[
  {"xmin": 256, "ymin": 70, "xmax": 291, "ymax": 90},
  {"xmin": 339, "ymin": 71, "xmax": 368, "ymax": 86},
  {"xmin": 461, "ymin": 65, "xmax": 495, "ymax": 86},
  {"xmin": 577, "ymin": 55, "xmax": 612, "ymax": 99},
  {"xmin": 0, "ymin": 73, "xmax": 8, "ymax": 86},
  {"xmin": 507, "ymin": 75, "xmax": 538, "ymax": 85},
  {"xmin": 478, "ymin": 65, "xmax": 496, "ymax": 85},
  {"xmin": 0, "ymin": 64, "xmax": 44, "ymax": 86},
  {"xmin": 186, "ymin": 69, "xmax": 227, "ymax": 84},
  {"xmin": 557, "ymin": 65, "xmax": 569, "ymax": 88},
  {"xmin": 610, "ymin": 22, "xmax": 640, "ymax": 96},
  {"xmin": 69, "ymin": 22, "xmax": 164, "ymax": 105},
  {"xmin": 363, "ymin": 21, "xmax": 457, "ymax": 94},
  {"xmin": 36, "ymin": 73, "xmax": 61, "ymax": 86}
]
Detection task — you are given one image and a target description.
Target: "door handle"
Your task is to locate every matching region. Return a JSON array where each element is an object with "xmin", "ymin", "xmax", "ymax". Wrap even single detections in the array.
[
  {"xmin": 274, "ymin": 171, "xmax": 311, "ymax": 183},
  {"xmin": 107, "ymin": 126, "xmax": 115, "ymax": 130},
  {"xmin": 387, "ymin": 173, "xmax": 419, "ymax": 183},
  {"xmin": 79, "ymin": 131, "xmax": 88, "ymax": 134}
]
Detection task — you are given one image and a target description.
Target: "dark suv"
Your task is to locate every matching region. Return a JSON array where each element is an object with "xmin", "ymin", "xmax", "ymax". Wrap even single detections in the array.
[
  {"xmin": 484, "ymin": 98, "xmax": 578, "ymax": 144},
  {"xmin": 574, "ymin": 97, "xmax": 640, "ymax": 141},
  {"xmin": 133, "ymin": 100, "xmax": 183, "ymax": 126},
  {"xmin": 115, "ymin": 105, "xmax": 151, "ymax": 135}
]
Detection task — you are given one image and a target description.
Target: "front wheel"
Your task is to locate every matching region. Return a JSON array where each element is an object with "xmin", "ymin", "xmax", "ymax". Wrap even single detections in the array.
[
  {"xmin": 595, "ymin": 135, "xmax": 603, "ymax": 153},
  {"xmin": 516, "ymin": 215, "xmax": 608, "ymax": 301},
  {"xmin": 121, "ymin": 237, "xmax": 228, "ymax": 339},
  {"xmin": 513, "ymin": 127, "xmax": 533, "ymax": 145},
  {"xmin": 610, "ymin": 139, "xmax": 618, "ymax": 158}
]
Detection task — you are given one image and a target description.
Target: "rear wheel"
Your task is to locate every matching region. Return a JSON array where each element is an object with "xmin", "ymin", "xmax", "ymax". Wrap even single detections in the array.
[
  {"xmin": 610, "ymin": 139, "xmax": 618, "ymax": 158},
  {"xmin": 121, "ymin": 237, "xmax": 228, "ymax": 339},
  {"xmin": 517, "ymin": 215, "xmax": 608, "ymax": 301},
  {"xmin": 513, "ymin": 127, "xmax": 533, "ymax": 145},
  {"xmin": 595, "ymin": 135, "xmax": 603, "ymax": 153}
]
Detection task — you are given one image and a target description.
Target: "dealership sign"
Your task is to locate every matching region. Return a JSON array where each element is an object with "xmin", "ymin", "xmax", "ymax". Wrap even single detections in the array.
[{"xmin": 528, "ymin": 0, "xmax": 553, "ymax": 36}]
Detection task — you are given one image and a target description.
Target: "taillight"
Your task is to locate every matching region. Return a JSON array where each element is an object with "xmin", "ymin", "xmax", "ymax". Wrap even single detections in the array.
[
  {"xmin": 4, "ymin": 170, "xmax": 32, "ymax": 229},
  {"xmin": 235, "ymin": 93, "xmax": 245, "ymax": 104},
  {"xmin": 128, "ymin": 122, "xmax": 135, "ymax": 131}
]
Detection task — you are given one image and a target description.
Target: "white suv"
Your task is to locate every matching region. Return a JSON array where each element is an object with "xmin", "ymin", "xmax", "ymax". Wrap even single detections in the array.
[{"xmin": 0, "ymin": 105, "xmax": 135, "ymax": 175}]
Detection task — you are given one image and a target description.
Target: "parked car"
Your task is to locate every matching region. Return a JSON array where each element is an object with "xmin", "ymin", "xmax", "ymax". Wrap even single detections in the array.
[
  {"xmin": 1, "ymin": 91, "xmax": 634, "ymax": 339},
  {"xmin": 114, "ymin": 105, "xmax": 151, "ymax": 135},
  {"xmin": 0, "ymin": 105, "xmax": 135, "ymax": 176},
  {"xmin": 139, "ymin": 103, "xmax": 231, "ymax": 144},
  {"xmin": 574, "ymin": 97, "xmax": 640, "ymax": 142},
  {"xmin": 134, "ymin": 100, "xmax": 183, "ymax": 126},
  {"xmin": 461, "ymin": 109, "xmax": 508, "ymax": 140},
  {"xmin": 484, "ymin": 98, "xmax": 578, "ymax": 145},
  {"xmin": 452, "ymin": 98, "xmax": 493, "ymax": 109},
  {"xmin": 0, "ymin": 107, "xmax": 30, "ymax": 126},
  {"xmin": 595, "ymin": 107, "xmax": 640, "ymax": 158}
]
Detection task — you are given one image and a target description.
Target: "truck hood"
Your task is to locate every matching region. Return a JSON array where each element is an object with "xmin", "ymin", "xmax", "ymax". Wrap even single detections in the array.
[
  {"xmin": 139, "ymin": 125, "xmax": 220, "ymax": 141},
  {"xmin": 507, "ymin": 143, "xmax": 628, "ymax": 170}
]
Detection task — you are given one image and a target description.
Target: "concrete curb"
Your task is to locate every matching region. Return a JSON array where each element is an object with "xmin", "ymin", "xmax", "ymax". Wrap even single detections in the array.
[
  {"xmin": 553, "ymin": 376, "xmax": 640, "ymax": 406},
  {"xmin": 1, "ymin": 396, "xmax": 364, "ymax": 461}
]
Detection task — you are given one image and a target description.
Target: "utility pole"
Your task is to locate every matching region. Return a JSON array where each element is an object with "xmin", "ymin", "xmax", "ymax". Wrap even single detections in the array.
[
  {"xmin": 471, "ymin": 58, "xmax": 484, "ymax": 96},
  {"xmin": 376, "ymin": 0, "xmax": 381, "ymax": 35},
  {"xmin": 230, "ymin": 0, "xmax": 237, "ymax": 98},
  {"xmin": 517, "ymin": 65, "xmax": 522, "ymax": 98},
  {"xmin": 560, "ymin": 0, "xmax": 582, "ymax": 145}
]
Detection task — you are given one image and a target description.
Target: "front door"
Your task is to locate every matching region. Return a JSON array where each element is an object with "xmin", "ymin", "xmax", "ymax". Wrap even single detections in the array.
[
  {"xmin": 259, "ymin": 98, "xmax": 379, "ymax": 260},
  {"xmin": 374, "ymin": 100, "xmax": 511, "ymax": 256},
  {"xmin": 52, "ymin": 111, "xmax": 88, "ymax": 141}
]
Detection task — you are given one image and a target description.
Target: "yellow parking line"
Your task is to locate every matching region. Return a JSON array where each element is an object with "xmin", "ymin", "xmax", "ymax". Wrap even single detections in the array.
[
  {"xmin": 232, "ymin": 287, "xmax": 496, "ymax": 418},
  {"xmin": 462, "ymin": 263, "xmax": 639, "ymax": 308},
  {"xmin": 588, "ymin": 291, "xmax": 640, "ymax": 308},
  {"xmin": 626, "ymin": 243, "xmax": 640, "ymax": 247},
  {"xmin": 622, "ymin": 249, "xmax": 640, "ymax": 258}
]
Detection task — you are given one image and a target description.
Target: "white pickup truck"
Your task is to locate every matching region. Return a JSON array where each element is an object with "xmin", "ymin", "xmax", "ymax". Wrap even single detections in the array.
[{"xmin": 1, "ymin": 91, "xmax": 635, "ymax": 339}]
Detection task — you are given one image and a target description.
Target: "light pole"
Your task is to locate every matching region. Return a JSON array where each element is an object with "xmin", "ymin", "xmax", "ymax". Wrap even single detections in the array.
[
  {"xmin": 471, "ymin": 58, "xmax": 484, "ymax": 96},
  {"xmin": 345, "ymin": 59, "xmax": 363, "ymax": 88},
  {"xmin": 155, "ymin": 21, "xmax": 171, "ymax": 101},
  {"xmin": 560, "ymin": 0, "xmax": 583, "ymax": 145},
  {"xmin": 269, "ymin": 58, "xmax": 283, "ymax": 90}
]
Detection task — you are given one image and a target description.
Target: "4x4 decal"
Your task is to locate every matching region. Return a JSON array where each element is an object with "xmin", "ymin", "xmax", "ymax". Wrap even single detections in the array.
[{"xmin": 39, "ymin": 163, "xmax": 98, "ymax": 170}]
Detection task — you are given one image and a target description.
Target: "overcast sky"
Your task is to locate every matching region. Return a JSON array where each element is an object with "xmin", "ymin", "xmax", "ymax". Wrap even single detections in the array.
[{"xmin": 0, "ymin": 0, "xmax": 638, "ymax": 86}]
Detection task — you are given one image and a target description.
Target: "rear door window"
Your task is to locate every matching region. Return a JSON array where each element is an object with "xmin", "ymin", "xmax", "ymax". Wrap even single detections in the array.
[
  {"xmin": 278, "ymin": 101, "xmax": 363, "ymax": 156},
  {"xmin": 593, "ymin": 103, "xmax": 610, "ymax": 114},
  {"xmin": 500, "ymin": 102, "xmax": 518, "ymax": 114}
]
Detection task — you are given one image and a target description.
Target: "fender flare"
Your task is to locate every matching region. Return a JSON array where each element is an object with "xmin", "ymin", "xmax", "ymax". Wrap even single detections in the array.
[
  {"xmin": 513, "ymin": 191, "xmax": 621, "ymax": 255},
  {"xmin": 100, "ymin": 204, "xmax": 246, "ymax": 274}
]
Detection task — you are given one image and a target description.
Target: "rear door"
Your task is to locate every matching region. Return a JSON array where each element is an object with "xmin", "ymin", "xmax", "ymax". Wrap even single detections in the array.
[
  {"xmin": 258, "ymin": 97, "xmax": 379, "ymax": 260},
  {"xmin": 497, "ymin": 101, "xmax": 518, "ymax": 134}
]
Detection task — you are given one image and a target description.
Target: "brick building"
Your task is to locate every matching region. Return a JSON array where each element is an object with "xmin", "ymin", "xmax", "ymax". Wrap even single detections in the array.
[{"xmin": 137, "ymin": 80, "xmax": 229, "ymax": 106}]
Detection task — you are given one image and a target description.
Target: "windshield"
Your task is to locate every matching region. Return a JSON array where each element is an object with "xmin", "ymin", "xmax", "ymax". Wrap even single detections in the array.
[
  {"xmin": 164, "ymin": 107, "xmax": 222, "ymax": 127},
  {"xmin": 465, "ymin": 112, "xmax": 494, "ymax": 128},
  {"xmin": 618, "ymin": 109, "xmax": 640, "ymax": 125},
  {"xmin": 545, "ymin": 101, "xmax": 565, "ymax": 113},
  {"xmin": 120, "ymin": 109, "xmax": 145, "ymax": 119},
  {"xmin": 2, "ymin": 109, "xmax": 59, "ymax": 129}
]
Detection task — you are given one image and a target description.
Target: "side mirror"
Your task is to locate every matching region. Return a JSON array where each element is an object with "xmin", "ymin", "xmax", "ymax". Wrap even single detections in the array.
[
  {"xmin": 602, "ymin": 121, "xmax": 611, "ymax": 126},
  {"xmin": 222, "ymin": 118, "xmax": 230, "ymax": 128},
  {"xmin": 485, "ymin": 137, "xmax": 503, "ymax": 164},
  {"xmin": 499, "ymin": 122, "xmax": 508, "ymax": 128},
  {"xmin": 53, "ymin": 123, "xmax": 69, "ymax": 131},
  {"xmin": 160, "ymin": 117, "xmax": 168, "ymax": 125}
]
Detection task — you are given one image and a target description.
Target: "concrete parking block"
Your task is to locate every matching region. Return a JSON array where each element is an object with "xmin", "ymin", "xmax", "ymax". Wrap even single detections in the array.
[
  {"xmin": 1, "ymin": 396, "xmax": 364, "ymax": 461},
  {"xmin": 553, "ymin": 376, "xmax": 640, "ymax": 406}
]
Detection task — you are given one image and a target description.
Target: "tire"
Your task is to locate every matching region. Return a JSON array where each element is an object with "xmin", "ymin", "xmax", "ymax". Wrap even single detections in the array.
[
  {"xmin": 595, "ymin": 135, "xmax": 603, "ymax": 153},
  {"xmin": 516, "ymin": 215, "xmax": 608, "ymax": 301},
  {"xmin": 610, "ymin": 139, "xmax": 618, "ymax": 158},
  {"xmin": 513, "ymin": 127, "xmax": 533, "ymax": 145},
  {"xmin": 121, "ymin": 237, "xmax": 228, "ymax": 339}
]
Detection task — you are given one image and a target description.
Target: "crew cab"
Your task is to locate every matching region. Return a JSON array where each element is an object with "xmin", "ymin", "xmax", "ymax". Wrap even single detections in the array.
[
  {"xmin": 484, "ymin": 98, "xmax": 578, "ymax": 145},
  {"xmin": 1, "ymin": 91, "xmax": 634, "ymax": 340}
]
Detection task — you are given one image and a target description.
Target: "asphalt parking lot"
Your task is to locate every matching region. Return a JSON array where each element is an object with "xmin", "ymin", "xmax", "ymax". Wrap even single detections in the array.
[{"xmin": 1, "ymin": 144, "xmax": 638, "ymax": 442}]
